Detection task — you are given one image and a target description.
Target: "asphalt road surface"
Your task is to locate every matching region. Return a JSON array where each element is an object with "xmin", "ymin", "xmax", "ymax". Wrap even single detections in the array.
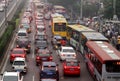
[{"xmin": 1, "ymin": 0, "xmax": 94, "ymax": 81}]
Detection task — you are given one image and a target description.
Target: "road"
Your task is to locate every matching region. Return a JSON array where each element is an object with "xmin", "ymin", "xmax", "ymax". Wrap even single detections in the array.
[
  {"xmin": 0, "ymin": 0, "xmax": 94, "ymax": 81},
  {"xmin": 0, "ymin": 0, "xmax": 17, "ymax": 22}
]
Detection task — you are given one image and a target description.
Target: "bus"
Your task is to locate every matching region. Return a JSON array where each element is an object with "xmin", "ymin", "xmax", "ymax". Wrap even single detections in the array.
[
  {"xmin": 51, "ymin": 14, "xmax": 67, "ymax": 38},
  {"xmin": 67, "ymin": 24, "xmax": 109, "ymax": 54},
  {"xmin": 53, "ymin": 5, "xmax": 66, "ymax": 14},
  {"xmin": 85, "ymin": 41, "xmax": 120, "ymax": 81}
]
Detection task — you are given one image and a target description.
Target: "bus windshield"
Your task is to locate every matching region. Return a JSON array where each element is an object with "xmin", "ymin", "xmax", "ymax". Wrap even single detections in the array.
[
  {"xmin": 54, "ymin": 23, "xmax": 66, "ymax": 31},
  {"xmin": 106, "ymin": 61, "xmax": 120, "ymax": 72}
]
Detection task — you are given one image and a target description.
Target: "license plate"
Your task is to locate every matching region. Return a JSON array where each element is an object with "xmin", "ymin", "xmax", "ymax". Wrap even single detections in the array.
[
  {"xmin": 42, "ymin": 58, "xmax": 47, "ymax": 60},
  {"xmin": 70, "ymin": 68, "xmax": 74, "ymax": 71}
]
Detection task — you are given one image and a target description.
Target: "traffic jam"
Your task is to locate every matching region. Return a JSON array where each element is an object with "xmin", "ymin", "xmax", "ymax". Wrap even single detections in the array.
[
  {"xmin": 0, "ymin": 0, "xmax": 82, "ymax": 81},
  {"xmin": 0, "ymin": 0, "xmax": 120, "ymax": 81}
]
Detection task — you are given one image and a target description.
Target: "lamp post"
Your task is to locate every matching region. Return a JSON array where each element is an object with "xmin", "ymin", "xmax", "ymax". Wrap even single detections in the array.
[
  {"xmin": 80, "ymin": 0, "xmax": 83, "ymax": 19},
  {"xmin": 113, "ymin": 0, "xmax": 118, "ymax": 20},
  {"xmin": 5, "ymin": 0, "xmax": 7, "ymax": 26}
]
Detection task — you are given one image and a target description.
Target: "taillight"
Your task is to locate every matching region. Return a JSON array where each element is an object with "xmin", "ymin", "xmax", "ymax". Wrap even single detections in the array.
[
  {"xmin": 49, "ymin": 56, "xmax": 52, "ymax": 60},
  {"xmin": 64, "ymin": 66, "xmax": 67, "ymax": 69},
  {"xmin": 77, "ymin": 67, "xmax": 80, "ymax": 69},
  {"xmin": 73, "ymin": 54, "xmax": 76, "ymax": 57},
  {"xmin": 11, "ymin": 55, "xmax": 15, "ymax": 58},
  {"xmin": 22, "ymin": 55, "xmax": 25, "ymax": 58},
  {"xmin": 36, "ymin": 56, "xmax": 40, "ymax": 60},
  {"xmin": 28, "ymin": 45, "xmax": 31, "ymax": 48},
  {"xmin": 61, "ymin": 54, "xmax": 65, "ymax": 56}
]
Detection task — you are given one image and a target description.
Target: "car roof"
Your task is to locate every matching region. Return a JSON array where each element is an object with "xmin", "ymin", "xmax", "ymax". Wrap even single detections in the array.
[
  {"xmin": 13, "ymin": 48, "xmax": 24, "ymax": 51},
  {"xmin": 61, "ymin": 46, "xmax": 74, "ymax": 49},
  {"xmin": 41, "ymin": 79, "xmax": 57, "ymax": 81},
  {"xmin": 42, "ymin": 62, "xmax": 56, "ymax": 66},
  {"xmin": 14, "ymin": 57, "xmax": 25, "ymax": 61},
  {"xmin": 18, "ymin": 28, "xmax": 27, "ymax": 33},
  {"xmin": 4, "ymin": 72, "xmax": 19, "ymax": 76},
  {"xmin": 65, "ymin": 59, "xmax": 78, "ymax": 62}
]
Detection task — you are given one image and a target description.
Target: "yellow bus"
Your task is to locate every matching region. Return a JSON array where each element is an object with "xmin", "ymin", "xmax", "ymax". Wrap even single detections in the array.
[
  {"xmin": 51, "ymin": 14, "xmax": 67, "ymax": 38},
  {"xmin": 67, "ymin": 24, "xmax": 108, "ymax": 53}
]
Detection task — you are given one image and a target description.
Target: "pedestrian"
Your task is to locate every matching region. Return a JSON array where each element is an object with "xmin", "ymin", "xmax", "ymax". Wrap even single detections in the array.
[{"xmin": 116, "ymin": 36, "xmax": 120, "ymax": 50}]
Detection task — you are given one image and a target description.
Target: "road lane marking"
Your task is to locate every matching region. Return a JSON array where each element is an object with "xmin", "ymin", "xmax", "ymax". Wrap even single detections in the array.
[{"xmin": 33, "ymin": 75, "xmax": 34, "ymax": 81}]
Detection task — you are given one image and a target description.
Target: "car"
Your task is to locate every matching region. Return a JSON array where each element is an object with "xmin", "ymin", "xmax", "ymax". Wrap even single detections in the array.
[
  {"xmin": 51, "ymin": 35, "xmax": 62, "ymax": 49},
  {"xmin": 35, "ymin": 40, "xmax": 48, "ymax": 53},
  {"xmin": 41, "ymin": 79, "xmax": 57, "ymax": 81},
  {"xmin": 36, "ymin": 50, "xmax": 52, "ymax": 66},
  {"xmin": 63, "ymin": 59, "xmax": 80, "ymax": 76},
  {"xmin": 36, "ymin": 25, "xmax": 45, "ymax": 32},
  {"xmin": 12, "ymin": 57, "xmax": 27, "ymax": 73},
  {"xmin": 40, "ymin": 62, "xmax": 59, "ymax": 81},
  {"xmin": 16, "ymin": 38, "xmax": 31, "ymax": 53},
  {"xmin": 16, "ymin": 28, "xmax": 28, "ymax": 41},
  {"xmin": 10, "ymin": 48, "xmax": 26, "ymax": 63},
  {"xmin": 0, "ymin": 5, "xmax": 4, "ymax": 12},
  {"xmin": 0, "ymin": 71, "xmax": 23, "ymax": 81},
  {"xmin": 57, "ymin": 46, "xmax": 76, "ymax": 61},
  {"xmin": 35, "ymin": 31, "xmax": 47, "ymax": 41}
]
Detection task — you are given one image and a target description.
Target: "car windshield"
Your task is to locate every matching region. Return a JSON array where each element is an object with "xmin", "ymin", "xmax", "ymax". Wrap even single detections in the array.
[
  {"xmin": 44, "ymin": 66, "xmax": 56, "ymax": 70},
  {"xmin": 12, "ymin": 50, "xmax": 24, "ymax": 54},
  {"xmin": 18, "ymin": 33, "xmax": 26, "ymax": 36},
  {"xmin": 66, "ymin": 62, "xmax": 78, "ymax": 66},
  {"xmin": 13, "ymin": 61, "xmax": 25, "ymax": 65},
  {"xmin": 41, "ymin": 70, "xmax": 57, "ymax": 78},
  {"xmin": 38, "ymin": 54, "xmax": 50, "ymax": 57},
  {"xmin": 62, "ymin": 49, "xmax": 75, "ymax": 53},
  {"xmin": 3, "ymin": 76, "xmax": 18, "ymax": 81},
  {"xmin": 36, "ymin": 41, "xmax": 47, "ymax": 47}
]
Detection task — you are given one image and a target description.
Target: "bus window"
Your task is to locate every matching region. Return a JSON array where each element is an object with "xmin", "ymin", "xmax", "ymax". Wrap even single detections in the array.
[
  {"xmin": 54, "ymin": 23, "xmax": 66, "ymax": 31},
  {"xmin": 106, "ymin": 61, "xmax": 120, "ymax": 72},
  {"xmin": 71, "ymin": 31, "xmax": 79, "ymax": 41}
]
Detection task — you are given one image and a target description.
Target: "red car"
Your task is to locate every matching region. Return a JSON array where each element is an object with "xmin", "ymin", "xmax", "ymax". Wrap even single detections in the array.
[
  {"xmin": 36, "ymin": 49, "xmax": 52, "ymax": 66},
  {"xmin": 10, "ymin": 48, "xmax": 26, "ymax": 63},
  {"xmin": 63, "ymin": 59, "xmax": 80, "ymax": 76}
]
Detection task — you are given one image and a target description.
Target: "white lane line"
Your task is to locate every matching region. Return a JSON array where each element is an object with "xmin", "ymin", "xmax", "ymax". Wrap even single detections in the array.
[{"xmin": 33, "ymin": 75, "xmax": 34, "ymax": 81}]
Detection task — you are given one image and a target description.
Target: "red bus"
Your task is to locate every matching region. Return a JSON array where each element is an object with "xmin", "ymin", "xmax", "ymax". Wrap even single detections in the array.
[{"xmin": 85, "ymin": 41, "xmax": 120, "ymax": 81}]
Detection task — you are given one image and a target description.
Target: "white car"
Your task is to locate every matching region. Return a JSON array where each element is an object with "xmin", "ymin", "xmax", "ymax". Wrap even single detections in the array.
[
  {"xmin": 16, "ymin": 28, "xmax": 28, "ymax": 41},
  {"xmin": 0, "ymin": 5, "xmax": 4, "ymax": 12},
  {"xmin": 57, "ymin": 46, "xmax": 76, "ymax": 61},
  {"xmin": 12, "ymin": 57, "xmax": 27, "ymax": 73},
  {"xmin": 0, "ymin": 71, "xmax": 23, "ymax": 81}
]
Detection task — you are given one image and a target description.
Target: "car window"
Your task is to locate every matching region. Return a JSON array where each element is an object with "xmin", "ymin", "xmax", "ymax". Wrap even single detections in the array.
[
  {"xmin": 62, "ymin": 49, "xmax": 75, "ymax": 53},
  {"xmin": 3, "ymin": 76, "xmax": 18, "ymax": 81},
  {"xmin": 13, "ymin": 61, "xmax": 25, "ymax": 65},
  {"xmin": 44, "ymin": 66, "xmax": 56, "ymax": 70},
  {"xmin": 18, "ymin": 33, "xmax": 27, "ymax": 36},
  {"xmin": 66, "ymin": 62, "xmax": 78, "ymax": 66},
  {"xmin": 12, "ymin": 50, "xmax": 24, "ymax": 54}
]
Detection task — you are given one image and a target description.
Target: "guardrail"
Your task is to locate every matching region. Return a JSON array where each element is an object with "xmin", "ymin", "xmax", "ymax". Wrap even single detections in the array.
[{"xmin": 0, "ymin": 0, "xmax": 22, "ymax": 37}]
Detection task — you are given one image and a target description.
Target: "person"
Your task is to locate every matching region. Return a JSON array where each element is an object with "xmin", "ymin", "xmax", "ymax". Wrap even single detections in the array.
[{"xmin": 116, "ymin": 36, "xmax": 120, "ymax": 50}]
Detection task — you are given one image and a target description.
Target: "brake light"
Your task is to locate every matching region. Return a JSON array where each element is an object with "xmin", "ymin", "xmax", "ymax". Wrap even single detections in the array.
[
  {"xmin": 61, "ymin": 54, "xmax": 65, "ymax": 56},
  {"xmin": 64, "ymin": 66, "xmax": 67, "ymax": 69},
  {"xmin": 49, "ymin": 56, "xmax": 52, "ymax": 60},
  {"xmin": 11, "ymin": 55, "xmax": 15, "ymax": 58},
  {"xmin": 77, "ymin": 67, "xmax": 80, "ymax": 69},
  {"xmin": 28, "ymin": 45, "xmax": 31, "ymax": 48},
  {"xmin": 36, "ymin": 56, "xmax": 40, "ymax": 59},
  {"xmin": 22, "ymin": 55, "xmax": 25, "ymax": 58},
  {"xmin": 73, "ymin": 54, "xmax": 76, "ymax": 57}
]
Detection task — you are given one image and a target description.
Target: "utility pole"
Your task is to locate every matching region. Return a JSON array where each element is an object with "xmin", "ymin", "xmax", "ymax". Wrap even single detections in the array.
[
  {"xmin": 113, "ymin": 0, "xmax": 118, "ymax": 20},
  {"xmin": 5, "ymin": 0, "xmax": 7, "ymax": 26},
  {"xmin": 80, "ymin": 0, "xmax": 83, "ymax": 19}
]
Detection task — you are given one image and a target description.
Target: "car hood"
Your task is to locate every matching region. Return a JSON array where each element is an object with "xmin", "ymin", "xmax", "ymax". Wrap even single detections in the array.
[{"xmin": 41, "ymin": 79, "xmax": 57, "ymax": 81}]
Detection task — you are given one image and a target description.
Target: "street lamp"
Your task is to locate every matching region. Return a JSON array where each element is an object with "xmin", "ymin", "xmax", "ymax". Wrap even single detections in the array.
[
  {"xmin": 113, "ymin": 0, "xmax": 118, "ymax": 20},
  {"xmin": 80, "ymin": 0, "xmax": 83, "ymax": 19},
  {"xmin": 5, "ymin": 0, "xmax": 7, "ymax": 26}
]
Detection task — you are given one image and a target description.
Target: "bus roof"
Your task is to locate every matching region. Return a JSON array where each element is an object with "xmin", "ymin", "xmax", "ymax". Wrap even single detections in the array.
[
  {"xmin": 54, "ymin": 5, "xmax": 65, "ymax": 9},
  {"xmin": 52, "ymin": 17, "xmax": 67, "ymax": 23},
  {"xmin": 82, "ymin": 32, "xmax": 108, "ymax": 41},
  {"xmin": 86, "ymin": 41, "xmax": 120, "ymax": 63},
  {"xmin": 67, "ymin": 24, "xmax": 95, "ymax": 32}
]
